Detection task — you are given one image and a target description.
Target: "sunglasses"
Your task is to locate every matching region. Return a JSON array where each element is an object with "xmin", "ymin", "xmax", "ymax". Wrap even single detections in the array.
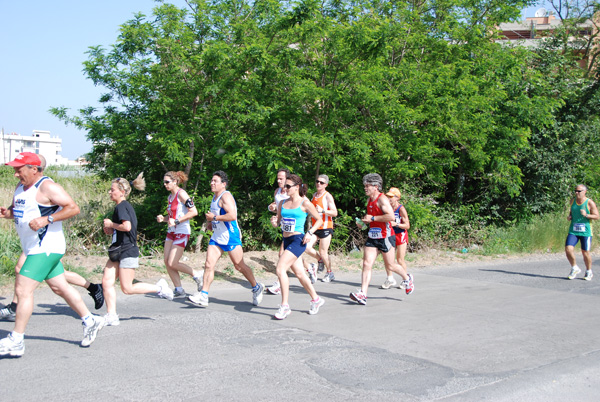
[
  {"xmin": 575, "ymin": 190, "xmax": 584, "ymax": 193},
  {"xmin": 316, "ymin": 180, "xmax": 326, "ymax": 185},
  {"xmin": 284, "ymin": 184, "xmax": 296, "ymax": 189},
  {"xmin": 163, "ymin": 180, "xmax": 172, "ymax": 184}
]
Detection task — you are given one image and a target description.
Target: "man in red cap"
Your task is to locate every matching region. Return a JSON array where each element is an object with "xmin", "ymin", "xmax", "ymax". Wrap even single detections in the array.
[{"xmin": 0, "ymin": 152, "xmax": 105, "ymax": 357}]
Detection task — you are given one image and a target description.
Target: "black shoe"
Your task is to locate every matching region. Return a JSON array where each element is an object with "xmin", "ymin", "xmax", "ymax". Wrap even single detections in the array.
[{"xmin": 88, "ymin": 284, "xmax": 105, "ymax": 310}]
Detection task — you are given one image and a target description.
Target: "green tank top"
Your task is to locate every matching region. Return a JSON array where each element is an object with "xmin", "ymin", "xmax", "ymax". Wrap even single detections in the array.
[{"xmin": 569, "ymin": 198, "xmax": 592, "ymax": 237}]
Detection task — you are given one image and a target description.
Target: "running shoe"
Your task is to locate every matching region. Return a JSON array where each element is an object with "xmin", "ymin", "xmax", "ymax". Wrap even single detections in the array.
[
  {"xmin": 252, "ymin": 283, "xmax": 265, "ymax": 306},
  {"xmin": 266, "ymin": 281, "xmax": 281, "ymax": 295},
  {"xmin": 274, "ymin": 304, "xmax": 291, "ymax": 320},
  {"xmin": 81, "ymin": 315, "xmax": 105, "ymax": 347},
  {"xmin": 322, "ymin": 272, "xmax": 335, "ymax": 282},
  {"xmin": 584, "ymin": 270, "xmax": 594, "ymax": 281},
  {"xmin": 188, "ymin": 292, "xmax": 209, "ymax": 307},
  {"xmin": 350, "ymin": 290, "xmax": 367, "ymax": 305},
  {"xmin": 0, "ymin": 334, "xmax": 24, "ymax": 357},
  {"xmin": 0, "ymin": 305, "xmax": 16, "ymax": 322},
  {"xmin": 156, "ymin": 278, "xmax": 174, "ymax": 301},
  {"xmin": 380, "ymin": 278, "xmax": 397, "ymax": 289},
  {"xmin": 568, "ymin": 266, "xmax": 581, "ymax": 280},
  {"xmin": 173, "ymin": 288, "xmax": 187, "ymax": 297},
  {"xmin": 309, "ymin": 297, "xmax": 325, "ymax": 315},
  {"xmin": 317, "ymin": 259, "xmax": 325, "ymax": 272},
  {"xmin": 402, "ymin": 274, "xmax": 414, "ymax": 295},
  {"xmin": 104, "ymin": 313, "xmax": 120, "ymax": 326},
  {"xmin": 307, "ymin": 263, "xmax": 317, "ymax": 284},
  {"xmin": 87, "ymin": 283, "xmax": 104, "ymax": 310},
  {"xmin": 193, "ymin": 269, "xmax": 204, "ymax": 292}
]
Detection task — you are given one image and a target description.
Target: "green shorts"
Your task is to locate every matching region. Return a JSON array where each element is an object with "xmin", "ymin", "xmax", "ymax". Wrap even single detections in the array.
[{"xmin": 19, "ymin": 253, "xmax": 65, "ymax": 282}]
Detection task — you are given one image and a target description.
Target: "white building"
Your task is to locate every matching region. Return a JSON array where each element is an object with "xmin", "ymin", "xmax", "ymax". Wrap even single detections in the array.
[{"xmin": 1, "ymin": 129, "xmax": 73, "ymax": 166}]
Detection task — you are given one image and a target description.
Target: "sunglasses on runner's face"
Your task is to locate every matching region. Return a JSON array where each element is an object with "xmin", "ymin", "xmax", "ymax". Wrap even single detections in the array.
[
  {"xmin": 163, "ymin": 180, "xmax": 172, "ymax": 184},
  {"xmin": 284, "ymin": 184, "xmax": 296, "ymax": 189},
  {"xmin": 316, "ymin": 180, "xmax": 326, "ymax": 185},
  {"xmin": 575, "ymin": 190, "xmax": 584, "ymax": 193}
]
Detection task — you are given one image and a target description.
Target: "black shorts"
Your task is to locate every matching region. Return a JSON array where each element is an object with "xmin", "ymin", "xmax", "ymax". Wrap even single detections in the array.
[
  {"xmin": 365, "ymin": 236, "xmax": 396, "ymax": 253},
  {"xmin": 314, "ymin": 229, "xmax": 334, "ymax": 239}
]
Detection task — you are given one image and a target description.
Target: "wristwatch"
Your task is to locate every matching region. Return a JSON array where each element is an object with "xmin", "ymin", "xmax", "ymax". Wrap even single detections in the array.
[
  {"xmin": 174, "ymin": 219, "xmax": 180, "ymax": 225},
  {"xmin": 371, "ymin": 216, "xmax": 375, "ymax": 221},
  {"xmin": 48, "ymin": 215, "xmax": 55, "ymax": 224}
]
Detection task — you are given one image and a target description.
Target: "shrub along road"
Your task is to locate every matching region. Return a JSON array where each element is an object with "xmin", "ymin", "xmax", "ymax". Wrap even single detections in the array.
[{"xmin": 1, "ymin": 255, "xmax": 599, "ymax": 401}]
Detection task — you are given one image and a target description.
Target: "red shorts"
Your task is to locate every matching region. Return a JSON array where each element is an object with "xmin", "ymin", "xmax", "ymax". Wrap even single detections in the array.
[
  {"xmin": 394, "ymin": 231, "xmax": 408, "ymax": 246},
  {"xmin": 166, "ymin": 232, "xmax": 190, "ymax": 248}
]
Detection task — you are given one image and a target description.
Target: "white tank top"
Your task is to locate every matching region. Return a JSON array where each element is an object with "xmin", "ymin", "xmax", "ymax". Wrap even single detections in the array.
[
  {"xmin": 167, "ymin": 189, "xmax": 191, "ymax": 235},
  {"xmin": 274, "ymin": 187, "xmax": 289, "ymax": 206},
  {"xmin": 13, "ymin": 177, "xmax": 66, "ymax": 255}
]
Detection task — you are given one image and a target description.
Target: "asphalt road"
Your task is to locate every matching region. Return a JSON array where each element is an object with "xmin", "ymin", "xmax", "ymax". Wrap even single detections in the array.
[{"xmin": 2, "ymin": 255, "xmax": 599, "ymax": 401}]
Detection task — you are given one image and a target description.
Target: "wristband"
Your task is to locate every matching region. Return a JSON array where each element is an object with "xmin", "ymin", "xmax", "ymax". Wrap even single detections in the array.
[{"xmin": 174, "ymin": 219, "xmax": 180, "ymax": 225}]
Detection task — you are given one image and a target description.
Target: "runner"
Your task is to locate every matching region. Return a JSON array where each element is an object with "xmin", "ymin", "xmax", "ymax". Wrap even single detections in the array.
[
  {"xmin": 156, "ymin": 171, "xmax": 203, "ymax": 297},
  {"xmin": 380, "ymin": 187, "xmax": 410, "ymax": 289},
  {"xmin": 273, "ymin": 174, "xmax": 325, "ymax": 320},
  {"xmin": 350, "ymin": 173, "xmax": 414, "ymax": 306},
  {"xmin": 566, "ymin": 184, "xmax": 599, "ymax": 280},
  {"xmin": 188, "ymin": 171, "xmax": 264, "ymax": 307},
  {"xmin": 102, "ymin": 175, "xmax": 174, "ymax": 327},
  {"xmin": 304, "ymin": 174, "xmax": 338, "ymax": 283},
  {"xmin": 266, "ymin": 168, "xmax": 290, "ymax": 295},
  {"xmin": 0, "ymin": 155, "xmax": 103, "ymax": 321},
  {"xmin": 0, "ymin": 152, "xmax": 105, "ymax": 357}
]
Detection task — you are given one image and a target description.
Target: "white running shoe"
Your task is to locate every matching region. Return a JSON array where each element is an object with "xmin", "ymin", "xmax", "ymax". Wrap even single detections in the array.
[
  {"xmin": 274, "ymin": 304, "xmax": 291, "ymax": 320},
  {"xmin": 156, "ymin": 278, "xmax": 174, "ymax": 301},
  {"xmin": 322, "ymin": 272, "xmax": 335, "ymax": 282},
  {"xmin": 380, "ymin": 278, "xmax": 397, "ymax": 289},
  {"xmin": 309, "ymin": 297, "xmax": 325, "ymax": 315},
  {"xmin": 188, "ymin": 292, "xmax": 209, "ymax": 307},
  {"xmin": 584, "ymin": 270, "xmax": 594, "ymax": 281},
  {"xmin": 193, "ymin": 270, "xmax": 204, "ymax": 292},
  {"xmin": 568, "ymin": 266, "xmax": 582, "ymax": 280},
  {"xmin": 252, "ymin": 283, "xmax": 265, "ymax": 306},
  {"xmin": 266, "ymin": 281, "xmax": 281, "ymax": 295},
  {"xmin": 81, "ymin": 316, "xmax": 105, "ymax": 347},
  {"xmin": 0, "ymin": 334, "xmax": 24, "ymax": 357},
  {"xmin": 104, "ymin": 313, "xmax": 120, "ymax": 326},
  {"xmin": 0, "ymin": 305, "xmax": 16, "ymax": 322},
  {"xmin": 307, "ymin": 263, "xmax": 317, "ymax": 284}
]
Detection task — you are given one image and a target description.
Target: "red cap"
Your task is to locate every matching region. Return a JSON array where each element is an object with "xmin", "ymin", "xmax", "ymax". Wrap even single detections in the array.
[{"xmin": 5, "ymin": 152, "xmax": 42, "ymax": 167}]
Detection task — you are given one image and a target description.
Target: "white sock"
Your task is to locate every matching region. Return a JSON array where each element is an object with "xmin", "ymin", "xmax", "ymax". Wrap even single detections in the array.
[
  {"xmin": 387, "ymin": 275, "xmax": 394, "ymax": 281},
  {"xmin": 10, "ymin": 331, "xmax": 24, "ymax": 341},
  {"xmin": 82, "ymin": 314, "xmax": 95, "ymax": 326}
]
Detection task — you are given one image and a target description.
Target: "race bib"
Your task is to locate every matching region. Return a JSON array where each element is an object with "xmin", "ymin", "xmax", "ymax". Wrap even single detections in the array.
[
  {"xmin": 281, "ymin": 217, "xmax": 296, "ymax": 233},
  {"xmin": 573, "ymin": 223, "xmax": 586, "ymax": 233},
  {"xmin": 13, "ymin": 209, "xmax": 23, "ymax": 225},
  {"xmin": 368, "ymin": 227, "xmax": 383, "ymax": 239}
]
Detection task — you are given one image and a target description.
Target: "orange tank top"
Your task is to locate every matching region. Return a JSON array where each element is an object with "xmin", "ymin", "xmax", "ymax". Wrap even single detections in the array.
[{"xmin": 311, "ymin": 191, "xmax": 334, "ymax": 229}]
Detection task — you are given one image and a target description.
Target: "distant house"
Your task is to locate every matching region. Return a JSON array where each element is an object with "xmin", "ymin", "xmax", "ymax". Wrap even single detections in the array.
[
  {"xmin": 0, "ymin": 129, "xmax": 85, "ymax": 166},
  {"xmin": 498, "ymin": 9, "xmax": 596, "ymax": 69}
]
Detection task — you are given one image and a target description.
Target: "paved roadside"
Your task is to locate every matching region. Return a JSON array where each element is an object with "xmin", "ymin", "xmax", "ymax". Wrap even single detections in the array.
[{"xmin": 1, "ymin": 255, "xmax": 599, "ymax": 401}]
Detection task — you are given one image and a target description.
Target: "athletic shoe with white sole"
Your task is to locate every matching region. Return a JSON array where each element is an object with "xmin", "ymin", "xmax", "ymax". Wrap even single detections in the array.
[
  {"xmin": 307, "ymin": 263, "xmax": 317, "ymax": 284},
  {"xmin": 104, "ymin": 313, "xmax": 120, "ymax": 326},
  {"xmin": 173, "ymin": 288, "xmax": 187, "ymax": 298},
  {"xmin": 81, "ymin": 316, "xmax": 105, "ymax": 347},
  {"xmin": 0, "ymin": 334, "xmax": 24, "ymax": 357},
  {"xmin": 317, "ymin": 259, "xmax": 325, "ymax": 272},
  {"xmin": 0, "ymin": 305, "xmax": 16, "ymax": 322},
  {"xmin": 274, "ymin": 304, "xmax": 291, "ymax": 320},
  {"xmin": 193, "ymin": 270, "xmax": 204, "ymax": 292},
  {"xmin": 252, "ymin": 283, "xmax": 265, "ymax": 306},
  {"xmin": 188, "ymin": 292, "xmax": 209, "ymax": 307},
  {"xmin": 309, "ymin": 297, "xmax": 325, "ymax": 315},
  {"xmin": 266, "ymin": 281, "xmax": 281, "ymax": 295},
  {"xmin": 584, "ymin": 270, "xmax": 594, "ymax": 281},
  {"xmin": 156, "ymin": 278, "xmax": 174, "ymax": 301},
  {"xmin": 350, "ymin": 290, "xmax": 367, "ymax": 305},
  {"xmin": 568, "ymin": 266, "xmax": 582, "ymax": 280},
  {"xmin": 402, "ymin": 274, "xmax": 414, "ymax": 295},
  {"xmin": 322, "ymin": 272, "xmax": 335, "ymax": 282},
  {"xmin": 380, "ymin": 278, "xmax": 397, "ymax": 289}
]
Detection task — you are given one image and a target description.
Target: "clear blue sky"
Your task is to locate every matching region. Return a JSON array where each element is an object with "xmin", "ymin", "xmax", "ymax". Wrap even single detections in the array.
[{"xmin": 0, "ymin": 0, "xmax": 548, "ymax": 159}]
